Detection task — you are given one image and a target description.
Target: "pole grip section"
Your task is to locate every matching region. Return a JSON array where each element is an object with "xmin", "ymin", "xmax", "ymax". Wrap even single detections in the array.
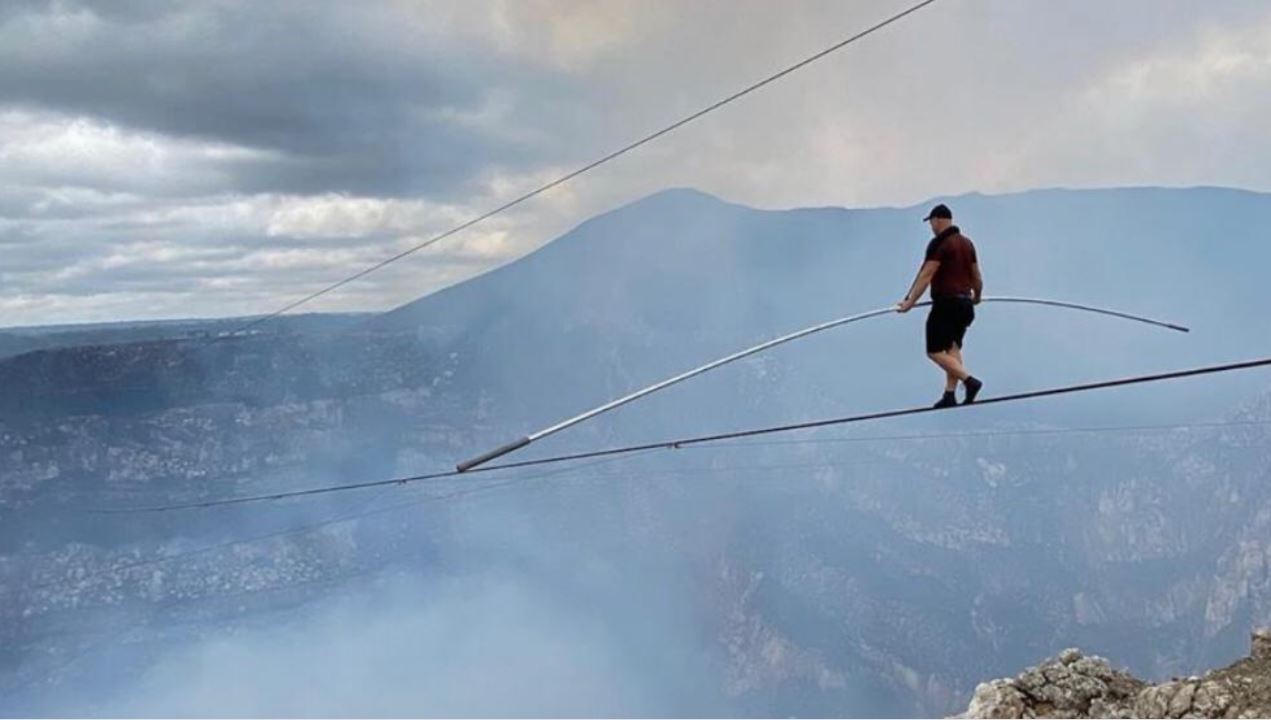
[{"xmin": 456, "ymin": 436, "xmax": 532, "ymax": 473}]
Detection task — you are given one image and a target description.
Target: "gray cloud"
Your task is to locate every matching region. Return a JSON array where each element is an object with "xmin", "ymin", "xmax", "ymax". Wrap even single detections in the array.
[{"xmin": 0, "ymin": 1, "xmax": 586, "ymax": 198}]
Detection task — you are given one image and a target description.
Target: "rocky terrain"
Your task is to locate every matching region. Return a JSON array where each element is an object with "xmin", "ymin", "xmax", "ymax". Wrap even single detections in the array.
[{"xmin": 963, "ymin": 629, "xmax": 1271, "ymax": 718}]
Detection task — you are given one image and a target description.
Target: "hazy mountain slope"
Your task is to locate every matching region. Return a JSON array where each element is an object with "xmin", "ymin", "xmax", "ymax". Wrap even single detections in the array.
[{"xmin": 4, "ymin": 186, "xmax": 1271, "ymax": 717}]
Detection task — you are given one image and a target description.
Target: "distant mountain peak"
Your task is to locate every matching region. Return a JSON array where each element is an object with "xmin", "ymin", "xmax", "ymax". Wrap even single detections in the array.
[
  {"xmin": 598, "ymin": 186, "xmax": 741, "ymax": 220},
  {"xmin": 629, "ymin": 186, "xmax": 729, "ymax": 205}
]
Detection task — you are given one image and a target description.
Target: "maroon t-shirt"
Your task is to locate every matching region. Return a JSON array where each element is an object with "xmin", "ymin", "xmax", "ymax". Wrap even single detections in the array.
[{"xmin": 924, "ymin": 226, "xmax": 978, "ymax": 299}]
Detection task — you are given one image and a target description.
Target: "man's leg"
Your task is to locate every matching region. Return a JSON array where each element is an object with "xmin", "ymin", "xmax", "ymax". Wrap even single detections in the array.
[
  {"xmin": 949, "ymin": 342, "xmax": 985, "ymax": 404},
  {"xmin": 927, "ymin": 347, "xmax": 965, "ymax": 408},
  {"xmin": 952, "ymin": 303, "xmax": 984, "ymax": 404},
  {"xmin": 950, "ymin": 345, "xmax": 967, "ymax": 390},
  {"xmin": 939, "ymin": 358, "xmax": 957, "ymax": 392},
  {"xmin": 927, "ymin": 349, "xmax": 970, "ymax": 386},
  {"xmin": 926, "ymin": 306, "xmax": 967, "ymax": 407}
]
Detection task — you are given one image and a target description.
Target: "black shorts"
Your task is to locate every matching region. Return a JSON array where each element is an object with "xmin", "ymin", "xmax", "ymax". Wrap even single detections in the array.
[{"xmin": 926, "ymin": 296, "xmax": 975, "ymax": 354}]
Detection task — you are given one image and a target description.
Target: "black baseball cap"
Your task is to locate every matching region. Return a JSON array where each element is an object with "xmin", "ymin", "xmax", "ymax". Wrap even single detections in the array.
[{"xmin": 922, "ymin": 203, "xmax": 952, "ymax": 222}]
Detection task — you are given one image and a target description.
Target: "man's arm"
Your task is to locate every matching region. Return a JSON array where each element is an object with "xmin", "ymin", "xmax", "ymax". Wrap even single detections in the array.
[
  {"xmin": 897, "ymin": 260, "xmax": 939, "ymax": 313},
  {"xmin": 971, "ymin": 262, "xmax": 983, "ymax": 304}
]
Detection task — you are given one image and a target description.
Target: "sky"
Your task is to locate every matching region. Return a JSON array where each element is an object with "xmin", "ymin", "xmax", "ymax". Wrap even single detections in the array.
[{"xmin": 2, "ymin": 0, "xmax": 1271, "ymax": 327}]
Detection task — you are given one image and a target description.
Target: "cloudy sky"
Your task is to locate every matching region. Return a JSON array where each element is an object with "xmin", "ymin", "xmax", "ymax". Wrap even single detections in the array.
[{"xmin": 2, "ymin": 0, "xmax": 1270, "ymax": 327}]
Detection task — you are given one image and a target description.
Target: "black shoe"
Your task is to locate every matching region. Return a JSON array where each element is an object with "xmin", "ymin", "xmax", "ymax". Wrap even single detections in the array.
[
  {"xmin": 933, "ymin": 392, "xmax": 957, "ymax": 409},
  {"xmin": 963, "ymin": 376, "xmax": 983, "ymax": 405}
]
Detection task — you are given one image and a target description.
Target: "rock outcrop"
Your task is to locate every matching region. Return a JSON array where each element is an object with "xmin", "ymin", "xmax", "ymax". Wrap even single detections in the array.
[{"xmin": 961, "ymin": 630, "xmax": 1271, "ymax": 718}]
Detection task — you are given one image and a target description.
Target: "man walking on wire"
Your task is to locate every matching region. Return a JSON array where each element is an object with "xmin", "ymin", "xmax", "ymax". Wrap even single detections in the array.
[{"xmin": 897, "ymin": 203, "xmax": 984, "ymax": 408}]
